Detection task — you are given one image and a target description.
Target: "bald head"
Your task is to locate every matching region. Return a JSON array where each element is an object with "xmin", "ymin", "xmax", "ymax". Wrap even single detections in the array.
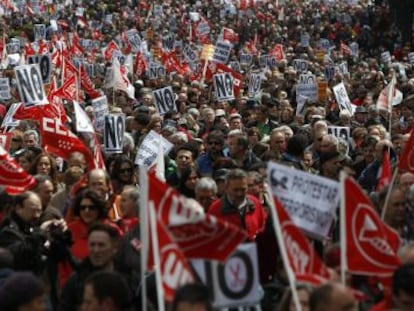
[
  {"xmin": 310, "ymin": 282, "xmax": 356, "ymax": 311},
  {"xmin": 88, "ymin": 169, "xmax": 110, "ymax": 198}
]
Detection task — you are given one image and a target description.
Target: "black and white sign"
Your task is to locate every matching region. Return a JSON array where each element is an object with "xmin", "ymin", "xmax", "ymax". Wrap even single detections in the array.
[
  {"xmin": 267, "ymin": 162, "xmax": 339, "ymax": 239},
  {"xmin": 408, "ymin": 53, "xmax": 414, "ymax": 65},
  {"xmin": 197, "ymin": 21, "xmax": 210, "ymax": 36},
  {"xmin": 0, "ymin": 78, "xmax": 11, "ymax": 100},
  {"xmin": 381, "ymin": 51, "xmax": 391, "ymax": 64},
  {"xmin": 300, "ymin": 33, "xmax": 310, "ymax": 47},
  {"xmin": 328, "ymin": 126, "xmax": 350, "ymax": 153},
  {"xmin": 162, "ymin": 34, "xmax": 174, "ymax": 51},
  {"xmin": 183, "ymin": 45, "xmax": 198, "ymax": 63},
  {"xmin": 324, "ymin": 65, "xmax": 336, "ymax": 81},
  {"xmin": 104, "ymin": 114, "xmax": 125, "ymax": 153},
  {"xmin": 349, "ymin": 42, "xmax": 359, "ymax": 58},
  {"xmin": 333, "ymin": 82, "xmax": 355, "ymax": 115},
  {"xmin": 148, "ymin": 64, "xmax": 166, "ymax": 79},
  {"xmin": 135, "ymin": 130, "xmax": 173, "ymax": 167},
  {"xmin": 228, "ymin": 61, "xmax": 241, "ymax": 72},
  {"xmin": 34, "ymin": 24, "xmax": 46, "ymax": 42},
  {"xmin": 337, "ymin": 62, "xmax": 348, "ymax": 75},
  {"xmin": 319, "ymin": 38, "xmax": 330, "ymax": 52},
  {"xmin": 248, "ymin": 73, "xmax": 261, "ymax": 95},
  {"xmin": 91, "ymin": 95, "xmax": 109, "ymax": 131},
  {"xmin": 212, "ymin": 40, "xmax": 232, "ymax": 64},
  {"xmin": 15, "ymin": 64, "xmax": 48, "ymax": 107},
  {"xmin": 6, "ymin": 42, "xmax": 20, "ymax": 54},
  {"xmin": 27, "ymin": 54, "xmax": 51, "ymax": 84},
  {"xmin": 126, "ymin": 29, "xmax": 141, "ymax": 52},
  {"xmin": 240, "ymin": 53, "xmax": 252, "ymax": 66},
  {"xmin": 213, "ymin": 73, "xmax": 234, "ymax": 101},
  {"xmin": 1, "ymin": 103, "xmax": 20, "ymax": 128},
  {"xmin": 153, "ymin": 86, "xmax": 177, "ymax": 115},
  {"xmin": 293, "ymin": 59, "xmax": 308, "ymax": 73},
  {"xmin": 191, "ymin": 243, "xmax": 261, "ymax": 309},
  {"xmin": 296, "ymin": 74, "xmax": 317, "ymax": 103}
]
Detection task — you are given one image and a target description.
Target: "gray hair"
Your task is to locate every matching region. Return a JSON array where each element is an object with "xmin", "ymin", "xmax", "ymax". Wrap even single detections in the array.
[
  {"xmin": 23, "ymin": 129, "xmax": 39, "ymax": 143},
  {"xmin": 171, "ymin": 132, "xmax": 188, "ymax": 143},
  {"xmin": 195, "ymin": 177, "xmax": 217, "ymax": 195},
  {"xmin": 123, "ymin": 132, "xmax": 135, "ymax": 151},
  {"xmin": 225, "ymin": 168, "xmax": 248, "ymax": 183}
]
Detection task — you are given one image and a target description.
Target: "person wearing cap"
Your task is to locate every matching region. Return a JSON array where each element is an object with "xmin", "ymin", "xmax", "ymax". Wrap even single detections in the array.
[{"xmin": 352, "ymin": 106, "xmax": 368, "ymax": 127}]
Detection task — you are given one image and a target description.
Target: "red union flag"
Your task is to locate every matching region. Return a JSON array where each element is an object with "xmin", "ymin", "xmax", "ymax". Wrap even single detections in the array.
[
  {"xmin": 398, "ymin": 127, "xmax": 414, "ymax": 174},
  {"xmin": 152, "ymin": 209, "xmax": 194, "ymax": 302},
  {"xmin": 377, "ymin": 151, "xmax": 391, "ymax": 191},
  {"xmin": 104, "ymin": 40, "xmax": 120, "ymax": 61},
  {"xmin": 273, "ymin": 196, "xmax": 331, "ymax": 285},
  {"xmin": 41, "ymin": 117, "xmax": 95, "ymax": 169},
  {"xmin": 0, "ymin": 145, "xmax": 36, "ymax": 195},
  {"xmin": 342, "ymin": 175, "xmax": 401, "ymax": 276},
  {"xmin": 270, "ymin": 44, "xmax": 285, "ymax": 61},
  {"xmin": 53, "ymin": 75, "xmax": 77, "ymax": 101},
  {"xmin": 148, "ymin": 172, "xmax": 246, "ymax": 262}
]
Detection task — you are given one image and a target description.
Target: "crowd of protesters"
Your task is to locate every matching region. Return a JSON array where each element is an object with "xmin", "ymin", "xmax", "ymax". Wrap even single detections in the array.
[{"xmin": 0, "ymin": 0, "xmax": 414, "ymax": 310}]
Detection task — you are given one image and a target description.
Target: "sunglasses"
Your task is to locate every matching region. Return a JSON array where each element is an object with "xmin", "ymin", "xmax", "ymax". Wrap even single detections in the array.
[
  {"xmin": 79, "ymin": 205, "xmax": 98, "ymax": 211},
  {"xmin": 120, "ymin": 168, "xmax": 133, "ymax": 174}
]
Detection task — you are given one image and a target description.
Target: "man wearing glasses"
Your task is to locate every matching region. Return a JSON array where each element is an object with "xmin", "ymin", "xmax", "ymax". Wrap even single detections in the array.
[{"xmin": 197, "ymin": 131, "xmax": 227, "ymax": 177}]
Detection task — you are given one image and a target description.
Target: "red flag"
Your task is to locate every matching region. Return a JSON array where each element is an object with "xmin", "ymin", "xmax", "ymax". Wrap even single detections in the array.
[
  {"xmin": 273, "ymin": 196, "xmax": 331, "ymax": 286},
  {"xmin": 340, "ymin": 42, "xmax": 352, "ymax": 56},
  {"xmin": 0, "ymin": 146, "xmax": 36, "ymax": 195},
  {"xmin": 148, "ymin": 172, "xmax": 246, "ymax": 261},
  {"xmin": 222, "ymin": 27, "xmax": 239, "ymax": 43},
  {"xmin": 204, "ymin": 61, "xmax": 243, "ymax": 96},
  {"xmin": 79, "ymin": 64, "xmax": 101, "ymax": 99},
  {"xmin": 53, "ymin": 75, "xmax": 77, "ymax": 101},
  {"xmin": 104, "ymin": 40, "xmax": 120, "ymax": 61},
  {"xmin": 270, "ymin": 44, "xmax": 285, "ymax": 61},
  {"xmin": 150, "ymin": 208, "xmax": 195, "ymax": 302},
  {"xmin": 377, "ymin": 151, "xmax": 392, "ymax": 191},
  {"xmin": 342, "ymin": 176, "xmax": 401, "ymax": 276},
  {"xmin": 399, "ymin": 128, "xmax": 414, "ymax": 173},
  {"xmin": 134, "ymin": 51, "xmax": 147, "ymax": 77},
  {"xmin": 62, "ymin": 57, "xmax": 78, "ymax": 82},
  {"xmin": 71, "ymin": 34, "xmax": 85, "ymax": 56},
  {"xmin": 40, "ymin": 117, "xmax": 94, "ymax": 169}
]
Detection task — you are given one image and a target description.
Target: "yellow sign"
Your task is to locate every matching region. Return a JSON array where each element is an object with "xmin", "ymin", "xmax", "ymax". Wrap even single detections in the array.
[
  {"xmin": 315, "ymin": 51, "xmax": 325, "ymax": 62},
  {"xmin": 200, "ymin": 44, "xmax": 215, "ymax": 61},
  {"xmin": 318, "ymin": 81, "xmax": 328, "ymax": 102}
]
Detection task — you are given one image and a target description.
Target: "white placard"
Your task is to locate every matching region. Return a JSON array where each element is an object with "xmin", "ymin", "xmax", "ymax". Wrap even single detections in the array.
[
  {"xmin": 333, "ymin": 82, "xmax": 355, "ymax": 115},
  {"xmin": 183, "ymin": 45, "xmax": 198, "ymax": 63},
  {"xmin": 104, "ymin": 114, "xmax": 125, "ymax": 153},
  {"xmin": 213, "ymin": 73, "xmax": 234, "ymax": 101},
  {"xmin": 240, "ymin": 53, "xmax": 252, "ymax": 66},
  {"xmin": 267, "ymin": 162, "xmax": 339, "ymax": 239},
  {"xmin": 212, "ymin": 40, "xmax": 232, "ymax": 64},
  {"xmin": 0, "ymin": 78, "xmax": 11, "ymax": 100},
  {"xmin": 296, "ymin": 74, "xmax": 317, "ymax": 102},
  {"xmin": 1, "ymin": 103, "xmax": 20, "ymax": 128},
  {"xmin": 15, "ymin": 64, "xmax": 48, "ymax": 107},
  {"xmin": 328, "ymin": 126, "xmax": 350, "ymax": 153},
  {"xmin": 91, "ymin": 95, "xmax": 109, "ymax": 131},
  {"xmin": 248, "ymin": 73, "xmax": 261, "ymax": 95},
  {"xmin": 135, "ymin": 130, "xmax": 173, "ymax": 167},
  {"xmin": 300, "ymin": 33, "xmax": 310, "ymax": 47},
  {"xmin": 147, "ymin": 64, "xmax": 166, "ymax": 80},
  {"xmin": 27, "ymin": 54, "xmax": 51, "ymax": 84},
  {"xmin": 153, "ymin": 86, "xmax": 177, "ymax": 115},
  {"xmin": 408, "ymin": 52, "xmax": 414, "ymax": 65},
  {"xmin": 381, "ymin": 51, "xmax": 391, "ymax": 64},
  {"xmin": 292, "ymin": 59, "xmax": 308, "ymax": 73},
  {"xmin": 191, "ymin": 243, "xmax": 261, "ymax": 309},
  {"xmin": 34, "ymin": 24, "xmax": 46, "ymax": 41},
  {"xmin": 126, "ymin": 29, "xmax": 141, "ymax": 53}
]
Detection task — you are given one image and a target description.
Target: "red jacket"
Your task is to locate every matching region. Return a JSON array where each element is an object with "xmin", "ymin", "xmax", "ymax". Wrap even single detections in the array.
[{"xmin": 208, "ymin": 195, "xmax": 267, "ymax": 241}]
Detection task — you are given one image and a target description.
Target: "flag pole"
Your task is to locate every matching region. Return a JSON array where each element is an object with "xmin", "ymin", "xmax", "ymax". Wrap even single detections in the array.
[
  {"xmin": 381, "ymin": 168, "xmax": 399, "ymax": 220},
  {"xmin": 139, "ymin": 167, "xmax": 149, "ymax": 311},
  {"xmin": 339, "ymin": 171, "xmax": 347, "ymax": 286},
  {"xmin": 266, "ymin": 186, "xmax": 302, "ymax": 311},
  {"xmin": 149, "ymin": 201, "xmax": 166, "ymax": 311}
]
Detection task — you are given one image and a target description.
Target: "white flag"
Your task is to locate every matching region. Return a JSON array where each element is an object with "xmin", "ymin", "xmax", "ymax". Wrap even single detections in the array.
[{"xmin": 73, "ymin": 101, "xmax": 94, "ymax": 133}]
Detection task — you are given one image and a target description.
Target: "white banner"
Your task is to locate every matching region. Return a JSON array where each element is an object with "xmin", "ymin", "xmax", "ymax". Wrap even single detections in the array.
[
  {"xmin": 267, "ymin": 162, "xmax": 339, "ymax": 239},
  {"xmin": 191, "ymin": 243, "xmax": 261, "ymax": 309},
  {"xmin": 135, "ymin": 130, "xmax": 173, "ymax": 167},
  {"xmin": 104, "ymin": 114, "xmax": 125, "ymax": 153},
  {"xmin": 15, "ymin": 64, "xmax": 48, "ymax": 107},
  {"xmin": 153, "ymin": 86, "xmax": 177, "ymax": 115},
  {"xmin": 0, "ymin": 78, "xmax": 11, "ymax": 100}
]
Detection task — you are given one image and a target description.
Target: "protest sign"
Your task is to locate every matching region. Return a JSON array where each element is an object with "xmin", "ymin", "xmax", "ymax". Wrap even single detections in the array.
[
  {"xmin": 197, "ymin": 21, "xmax": 210, "ymax": 36},
  {"xmin": 153, "ymin": 86, "xmax": 177, "ymax": 115},
  {"xmin": 91, "ymin": 95, "xmax": 109, "ymax": 131},
  {"xmin": 408, "ymin": 52, "xmax": 414, "ymax": 65},
  {"xmin": 267, "ymin": 162, "xmax": 339, "ymax": 239},
  {"xmin": 248, "ymin": 73, "xmax": 261, "ymax": 95},
  {"xmin": 296, "ymin": 74, "xmax": 317, "ymax": 103},
  {"xmin": 212, "ymin": 40, "xmax": 232, "ymax": 64},
  {"xmin": 228, "ymin": 61, "xmax": 241, "ymax": 72},
  {"xmin": 324, "ymin": 65, "xmax": 336, "ymax": 81},
  {"xmin": 6, "ymin": 42, "xmax": 20, "ymax": 54},
  {"xmin": 0, "ymin": 78, "xmax": 11, "ymax": 100},
  {"xmin": 126, "ymin": 29, "xmax": 141, "ymax": 52},
  {"xmin": 191, "ymin": 243, "xmax": 261, "ymax": 309},
  {"xmin": 162, "ymin": 34, "xmax": 174, "ymax": 51},
  {"xmin": 0, "ymin": 133, "xmax": 12, "ymax": 151},
  {"xmin": 104, "ymin": 114, "xmax": 125, "ymax": 153},
  {"xmin": 148, "ymin": 64, "xmax": 166, "ymax": 79},
  {"xmin": 349, "ymin": 42, "xmax": 359, "ymax": 58},
  {"xmin": 240, "ymin": 53, "xmax": 252, "ymax": 66},
  {"xmin": 183, "ymin": 45, "xmax": 198, "ymax": 63},
  {"xmin": 328, "ymin": 126, "xmax": 350, "ymax": 153},
  {"xmin": 318, "ymin": 81, "xmax": 328, "ymax": 102},
  {"xmin": 293, "ymin": 59, "xmax": 308, "ymax": 73},
  {"xmin": 27, "ymin": 54, "xmax": 52, "ymax": 84},
  {"xmin": 300, "ymin": 33, "xmax": 310, "ymax": 47},
  {"xmin": 200, "ymin": 44, "xmax": 215, "ymax": 61},
  {"xmin": 213, "ymin": 73, "xmax": 234, "ymax": 101},
  {"xmin": 319, "ymin": 38, "xmax": 331, "ymax": 52},
  {"xmin": 1, "ymin": 103, "xmax": 20, "ymax": 128},
  {"xmin": 34, "ymin": 24, "xmax": 46, "ymax": 41},
  {"xmin": 15, "ymin": 64, "xmax": 48, "ymax": 107},
  {"xmin": 135, "ymin": 130, "xmax": 173, "ymax": 167},
  {"xmin": 333, "ymin": 82, "xmax": 355, "ymax": 115},
  {"xmin": 381, "ymin": 51, "xmax": 391, "ymax": 64}
]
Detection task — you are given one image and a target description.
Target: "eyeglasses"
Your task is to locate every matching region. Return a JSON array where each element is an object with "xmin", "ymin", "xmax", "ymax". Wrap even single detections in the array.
[
  {"xmin": 79, "ymin": 205, "xmax": 98, "ymax": 211},
  {"xmin": 208, "ymin": 141, "xmax": 221, "ymax": 146},
  {"xmin": 120, "ymin": 168, "xmax": 133, "ymax": 174}
]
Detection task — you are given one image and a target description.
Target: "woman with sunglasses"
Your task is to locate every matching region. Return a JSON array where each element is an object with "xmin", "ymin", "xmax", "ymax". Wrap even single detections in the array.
[
  {"xmin": 110, "ymin": 155, "xmax": 136, "ymax": 195},
  {"xmin": 59, "ymin": 189, "xmax": 122, "ymax": 286}
]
